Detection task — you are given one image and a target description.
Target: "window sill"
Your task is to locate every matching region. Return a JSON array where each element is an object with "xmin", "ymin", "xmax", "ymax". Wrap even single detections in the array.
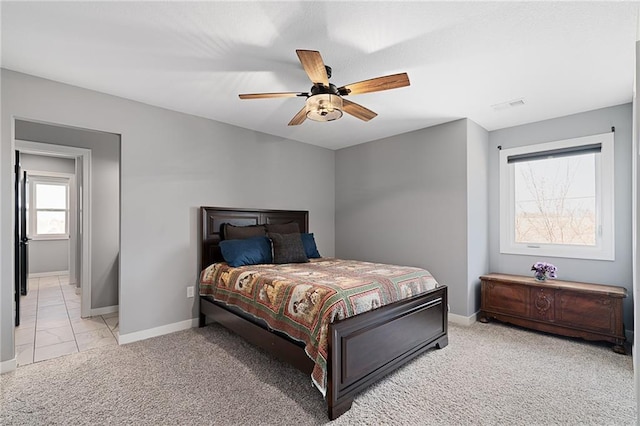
[
  {"xmin": 500, "ymin": 244, "xmax": 614, "ymax": 261},
  {"xmin": 29, "ymin": 235, "xmax": 70, "ymax": 241}
]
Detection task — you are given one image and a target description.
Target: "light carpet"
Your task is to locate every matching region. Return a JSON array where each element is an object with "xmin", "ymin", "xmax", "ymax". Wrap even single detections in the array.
[{"xmin": 1, "ymin": 321, "xmax": 635, "ymax": 425}]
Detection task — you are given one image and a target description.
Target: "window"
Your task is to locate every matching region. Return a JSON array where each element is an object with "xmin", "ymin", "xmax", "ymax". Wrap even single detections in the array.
[
  {"xmin": 28, "ymin": 175, "xmax": 70, "ymax": 239},
  {"xmin": 499, "ymin": 132, "xmax": 614, "ymax": 260}
]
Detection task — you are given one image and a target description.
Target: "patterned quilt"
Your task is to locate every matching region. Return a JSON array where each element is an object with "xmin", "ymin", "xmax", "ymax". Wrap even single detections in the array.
[{"xmin": 199, "ymin": 258, "xmax": 439, "ymax": 396}]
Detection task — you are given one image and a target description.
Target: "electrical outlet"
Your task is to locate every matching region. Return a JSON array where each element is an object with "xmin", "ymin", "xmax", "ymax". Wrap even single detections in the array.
[{"xmin": 187, "ymin": 286, "xmax": 195, "ymax": 298}]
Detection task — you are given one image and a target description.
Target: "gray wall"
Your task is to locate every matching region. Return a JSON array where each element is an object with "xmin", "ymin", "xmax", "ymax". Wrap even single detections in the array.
[
  {"xmin": 466, "ymin": 120, "xmax": 490, "ymax": 315},
  {"xmin": 19, "ymin": 153, "xmax": 75, "ymax": 275},
  {"xmin": 27, "ymin": 242, "xmax": 68, "ymax": 275},
  {"xmin": 16, "ymin": 120, "xmax": 120, "ymax": 310},
  {"xmin": 488, "ymin": 103, "xmax": 633, "ymax": 330},
  {"xmin": 634, "ymin": 39, "xmax": 639, "ymax": 420},
  {"xmin": 335, "ymin": 119, "xmax": 474, "ymax": 316},
  {"xmin": 1, "ymin": 69, "xmax": 335, "ymax": 364},
  {"xmin": 20, "ymin": 153, "xmax": 75, "ymax": 174}
]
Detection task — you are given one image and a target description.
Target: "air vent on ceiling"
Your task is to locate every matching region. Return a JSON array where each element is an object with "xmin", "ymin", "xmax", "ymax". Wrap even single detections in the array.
[{"xmin": 491, "ymin": 98, "xmax": 525, "ymax": 111}]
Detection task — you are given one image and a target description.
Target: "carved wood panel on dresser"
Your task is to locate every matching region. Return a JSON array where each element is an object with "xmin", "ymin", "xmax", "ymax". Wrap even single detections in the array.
[{"xmin": 479, "ymin": 273, "xmax": 627, "ymax": 354}]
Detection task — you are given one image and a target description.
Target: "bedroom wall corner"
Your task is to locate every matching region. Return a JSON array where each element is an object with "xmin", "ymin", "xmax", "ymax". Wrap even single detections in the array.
[
  {"xmin": 335, "ymin": 119, "xmax": 470, "ymax": 317},
  {"xmin": 465, "ymin": 119, "xmax": 490, "ymax": 318}
]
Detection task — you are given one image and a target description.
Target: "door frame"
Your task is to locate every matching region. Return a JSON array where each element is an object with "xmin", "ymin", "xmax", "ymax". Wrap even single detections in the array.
[{"xmin": 14, "ymin": 140, "xmax": 92, "ymax": 318}]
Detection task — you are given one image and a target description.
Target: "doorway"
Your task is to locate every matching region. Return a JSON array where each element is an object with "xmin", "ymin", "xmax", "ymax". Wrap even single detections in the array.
[
  {"xmin": 14, "ymin": 141, "xmax": 92, "ymax": 318},
  {"xmin": 12, "ymin": 119, "xmax": 121, "ymax": 366}
]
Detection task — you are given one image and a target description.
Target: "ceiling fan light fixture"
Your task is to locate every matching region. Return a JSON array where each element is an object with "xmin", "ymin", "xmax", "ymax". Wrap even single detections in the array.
[
  {"xmin": 238, "ymin": 49, "xmax": 410, "ymax": 125},
  {"xmin": 306, "ymin": 93, "xmax": 343, "ymax": 122}
]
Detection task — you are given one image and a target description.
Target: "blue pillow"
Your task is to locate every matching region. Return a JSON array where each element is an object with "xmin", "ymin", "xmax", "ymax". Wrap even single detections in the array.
[
  {"xmin": 301, "ymin": 233, "xmax": 321, "ymax": 259},
  {"xmin": 220, "ymin": 236, "xmax": 273, "ymax": 267}
]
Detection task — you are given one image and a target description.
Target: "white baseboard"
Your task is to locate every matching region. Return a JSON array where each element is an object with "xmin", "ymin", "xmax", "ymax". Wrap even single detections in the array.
[
  {"xmin": 90, "ymin": 305, "xmax": 118, "ymax": 317},
  {"xmin": 448, "ymin": 311, "xmax": 478, "ymax": 326},
  {"xmin": 28, "ymin": 270, "xmax": 70, "ymax": 278},
  {"xmin": 0, "ymin": 357, "xmax": 17, "ymax": 374},
  {"xmin": 118, "ymin": 318, "xmax": 199, "ymax": 345}
]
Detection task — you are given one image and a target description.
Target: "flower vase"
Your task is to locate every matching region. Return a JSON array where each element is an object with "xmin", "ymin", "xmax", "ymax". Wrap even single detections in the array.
[{"xmin": 534, "ymin": 272, "xmax": 546, "ymax": 282}]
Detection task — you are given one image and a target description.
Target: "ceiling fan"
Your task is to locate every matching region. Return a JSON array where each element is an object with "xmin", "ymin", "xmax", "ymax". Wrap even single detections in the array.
[{"xmin": 238, "ymin": 49, "xmax": 410, "ymax": 126}]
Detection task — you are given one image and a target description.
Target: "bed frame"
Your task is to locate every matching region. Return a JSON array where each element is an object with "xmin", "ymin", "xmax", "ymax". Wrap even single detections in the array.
[{"xmin": 199, "ymin": 206, "xmax": 448, "ymax": 419}]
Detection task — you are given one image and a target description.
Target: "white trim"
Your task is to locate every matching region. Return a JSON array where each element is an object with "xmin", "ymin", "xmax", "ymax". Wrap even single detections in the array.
[
  {"xmin": 90, "ymin": 305, "xmax": 118, "ymax": 317},
  {"xmin": 23, "ymin": 170, "xmax": 74, "ymax": 179},
  {"xmin": 15, "ymin": 140, "xmax": 92, "ymax": 318},
  {"xmin": 0, "ymin": 357, "xmax": 17, "ymax": 374},
  {"xmin": 69, "ymin": 168, "xmax": 77, "ymax": 287},
  {"xmin": 28, "ymin": 270, "xmax": 69, "ymax": 278},
  {"xmin": 499, "ymin": 132, "xmax": 615, "ymax": 261},
  {"xmin": 29, "ymin": 235, "xmax": 70, "ymax": 241},
  {"xmin": 117, "ymin": 318, "xmax": 199, "ymax": 345},
  {"xmin": 448, "ymin": 312, "xmax": 478, "ymax": 326}
]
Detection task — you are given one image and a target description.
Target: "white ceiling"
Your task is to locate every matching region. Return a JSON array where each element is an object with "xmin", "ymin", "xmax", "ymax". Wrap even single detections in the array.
[{"xmin": 1, "ymin": 2, "xmax": 638, "ymax": 150}]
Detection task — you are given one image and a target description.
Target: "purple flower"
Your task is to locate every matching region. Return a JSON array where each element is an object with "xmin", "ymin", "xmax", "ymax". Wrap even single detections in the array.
[{"xmin": 531, "ymin": 262, "xmax": 557, "ymax": 279}]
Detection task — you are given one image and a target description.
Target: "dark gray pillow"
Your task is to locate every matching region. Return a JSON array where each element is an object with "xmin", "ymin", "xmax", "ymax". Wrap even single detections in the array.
[
  {"xmin": 265, "ymin": 222, "xmax": 300, "ymax": 234},
  {"xmin": 223, "ymin": 223, "xmax": 267, "ymax": 240},
  {"xmin": 269, "ymin": 232, "xmax": 309, "ymax": 264}
]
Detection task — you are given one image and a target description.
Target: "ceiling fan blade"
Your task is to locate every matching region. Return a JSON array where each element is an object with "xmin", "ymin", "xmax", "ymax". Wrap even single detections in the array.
[
  {"xmin": 288, "ymin": 106, "xmax": 307, "ymax": 126},
  {"xmin": 342, "ymin": 99, "xmax": 378, "ymax": 122},
  {"xmin": 339, "ymin": 73, "xmax": 410, "ymax": 96},
  {"xmin": 239, "ymin": 92, "xmax": 303, "ymax": 100},
  {"xmin": 296, "ymin": 50, "xmax": 329, "ymax": 86}
]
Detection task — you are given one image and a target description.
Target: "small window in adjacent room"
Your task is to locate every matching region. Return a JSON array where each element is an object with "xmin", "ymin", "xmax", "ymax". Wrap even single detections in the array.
[
  {"xmin": 499, "ymin": 132, "xmax": 614, "ymax": 260},
  {"xmin": 28, "ymin": 175, "xmax": 70, "ymax": 239}
]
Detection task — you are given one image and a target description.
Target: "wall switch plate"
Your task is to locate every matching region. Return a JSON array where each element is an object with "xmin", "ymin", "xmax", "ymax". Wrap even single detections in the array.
[{"xmin": 187, "ymin": 286, "xmax": 194, "ymax": 298}]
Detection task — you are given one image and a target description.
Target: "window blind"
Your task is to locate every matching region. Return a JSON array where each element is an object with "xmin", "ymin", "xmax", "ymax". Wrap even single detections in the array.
[{"xmin": 507, "ymin": 143, "xmax": 601, "ymax": 164}]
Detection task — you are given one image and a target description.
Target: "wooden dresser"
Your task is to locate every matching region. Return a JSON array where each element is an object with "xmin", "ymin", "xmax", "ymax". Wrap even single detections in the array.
[{"xmin": 479, "ymin": 273, "xmax": 627, "ymax": 353}]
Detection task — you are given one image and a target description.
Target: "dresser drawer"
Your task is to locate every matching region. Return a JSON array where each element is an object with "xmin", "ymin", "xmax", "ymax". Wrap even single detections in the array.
[
  {"xmin": 556, "ymin": 290, "xmax": 620, "ymax": 334},
  {"xmin": 482, "ymin": 280, "xmax": 529, "ymax": 317}
]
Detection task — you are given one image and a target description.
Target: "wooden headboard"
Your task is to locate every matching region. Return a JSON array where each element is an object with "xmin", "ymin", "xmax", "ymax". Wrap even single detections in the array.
[{"xmin": 200, "ymin": 206, "xmax": 309, "ymax": 270}]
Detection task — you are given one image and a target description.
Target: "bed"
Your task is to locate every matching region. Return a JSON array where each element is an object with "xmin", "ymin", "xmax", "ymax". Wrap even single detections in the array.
[{"xmin": 198, "ymin": 206, "xmax": 448, "ymax": 419}]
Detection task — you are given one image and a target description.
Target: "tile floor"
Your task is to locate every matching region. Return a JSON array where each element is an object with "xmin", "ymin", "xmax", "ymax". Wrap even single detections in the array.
[{"xmin": 15, "ymin": 274, "xmax": 119, "ymax": 366}]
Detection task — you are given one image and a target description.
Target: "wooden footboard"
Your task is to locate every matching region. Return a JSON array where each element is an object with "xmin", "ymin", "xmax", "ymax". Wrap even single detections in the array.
[{"xmin": 327, "ymin": 285, "xmax": 448, "ymax": 419}]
